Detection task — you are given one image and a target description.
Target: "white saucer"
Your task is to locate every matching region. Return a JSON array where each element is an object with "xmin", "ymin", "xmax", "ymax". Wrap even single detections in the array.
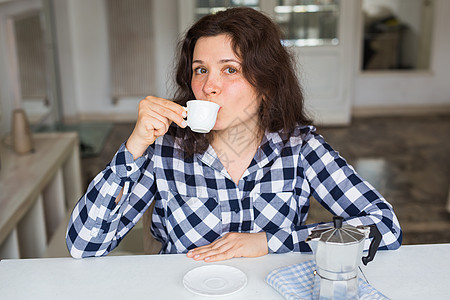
[{"xmin": 183, "ymin": 265, "xmax": 247, "ymax": 297}]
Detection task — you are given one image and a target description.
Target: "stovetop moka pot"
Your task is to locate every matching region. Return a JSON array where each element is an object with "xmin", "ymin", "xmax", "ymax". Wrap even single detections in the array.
[{"xmin": 306, "ymin": 216, "xmax": 382, "ymax": 300}]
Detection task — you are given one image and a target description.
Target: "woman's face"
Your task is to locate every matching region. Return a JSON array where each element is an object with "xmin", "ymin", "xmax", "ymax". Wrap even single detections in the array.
[{"xmin": 191, "ymin": 34, "xmax": 261, "ymax": 132}]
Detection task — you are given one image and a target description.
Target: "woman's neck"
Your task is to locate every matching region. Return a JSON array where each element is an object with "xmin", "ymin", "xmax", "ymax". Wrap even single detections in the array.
[
  {"xmin": 212, "ymin": 114, "xmax": 262, "ymax": 151},
  {"xmin": 210, "ymin": 117, "xmax": 262, "ymax": 184}
]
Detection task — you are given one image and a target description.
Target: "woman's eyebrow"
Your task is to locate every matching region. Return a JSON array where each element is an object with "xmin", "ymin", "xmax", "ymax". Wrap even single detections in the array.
[
  {"xmin": 192, "ymin": 59, "xmax": 240, "ymax": 64},
  {"xmin": 219, "ymin": 59, "xmax": 240, "ymax": 64}
]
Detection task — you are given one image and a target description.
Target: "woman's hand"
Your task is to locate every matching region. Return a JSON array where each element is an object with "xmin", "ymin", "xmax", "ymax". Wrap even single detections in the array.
[
  {"xmin": 126, "ymin": 96, "xmax": 187, "ymax": 159},
  {"xmin": 186, "ymin": 232, "xmax": 268, "ymax": 262}
]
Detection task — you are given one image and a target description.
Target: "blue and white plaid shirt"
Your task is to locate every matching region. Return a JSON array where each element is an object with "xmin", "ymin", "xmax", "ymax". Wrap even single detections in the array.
[{"xmin": 66, "ymin": 125, "xmax": 402, "ymax": 258}]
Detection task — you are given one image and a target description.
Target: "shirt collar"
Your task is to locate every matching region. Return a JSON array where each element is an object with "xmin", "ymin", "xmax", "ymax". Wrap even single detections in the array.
[
  {"xmin": 196, "ymin": 144, "xmax": 230, "ymax": 179},
  {"xmin": 194, "ymin": 130, "xmax": 286, "ymax": 179},
  {"xmin": 194, "ymin": 125, "xmax": 315, "ymax": 179},
  {"xmin": 245, "ymin": 130, "xmax": 285, "ymax": 175},
  {"xmin": 248, "ymin": 125, "xmax": 315, "ymax": 173}
]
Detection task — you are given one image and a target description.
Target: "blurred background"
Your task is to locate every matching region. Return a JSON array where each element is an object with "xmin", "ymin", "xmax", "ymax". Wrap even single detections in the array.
[{"xmin": 0, "ymin": 0, "xmax": 449, "ymax": 258}]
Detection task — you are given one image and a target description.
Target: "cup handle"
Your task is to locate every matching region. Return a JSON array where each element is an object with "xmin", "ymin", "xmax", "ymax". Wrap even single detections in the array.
[{"xmin": 182, "ymin": 107, "xmax": 189, "ymax": 127}]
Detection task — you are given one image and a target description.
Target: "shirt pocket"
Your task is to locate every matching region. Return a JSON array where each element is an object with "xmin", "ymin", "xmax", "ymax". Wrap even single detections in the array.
[
  {"xmin": 164, "ymin": 193, "xmax": 222, "ymax": 245},
  {"xmin": 252, "ymin": 192, "xmax": 296, "ymax": 232}
]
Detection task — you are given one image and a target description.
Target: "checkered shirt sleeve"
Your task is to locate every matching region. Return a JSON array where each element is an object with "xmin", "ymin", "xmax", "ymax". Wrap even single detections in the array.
[
  {"xmin": 267, "ymin": 132, "xmax": 402, "ymax": 253},
  {"xmin": 65, "ymin": 142, "xmax": 153, "ymax": 258},
  {"xmin": 66, "ymin": 125, "xmax": 402, "ymax": 258}
]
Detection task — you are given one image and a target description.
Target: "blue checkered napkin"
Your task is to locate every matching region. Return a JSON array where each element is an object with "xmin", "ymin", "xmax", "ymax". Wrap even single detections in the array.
[{"xmin": 265, "ymin": 260, "xmax": 390, "ymax": 300}]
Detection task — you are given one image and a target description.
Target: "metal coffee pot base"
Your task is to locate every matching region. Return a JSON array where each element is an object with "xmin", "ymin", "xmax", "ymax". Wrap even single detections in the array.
[{"xmin": 312, "ymin": 273, "xmax": 359, "ymax": 300}]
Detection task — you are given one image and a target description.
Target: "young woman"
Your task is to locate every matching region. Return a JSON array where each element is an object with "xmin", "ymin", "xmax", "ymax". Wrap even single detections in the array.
[{"xmin": 66, "ymin": 7, "xmax": 402, "ymax": 261}]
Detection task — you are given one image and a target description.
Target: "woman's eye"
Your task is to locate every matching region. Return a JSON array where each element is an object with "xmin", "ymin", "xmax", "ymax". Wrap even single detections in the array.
[
  {"xmin": 225, "ymin": 67, "xmax": 237, "ymax": 74},
  {"xmin": 194, "ymin": 67, "xmax": 207, "ymax": 74}
]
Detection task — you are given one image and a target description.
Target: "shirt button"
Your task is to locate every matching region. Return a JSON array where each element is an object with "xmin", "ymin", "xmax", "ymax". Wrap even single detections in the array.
[
  {"xmin": 90, "ymin": 227, "xmax": 100, "ymax": 237},
  {"xmin": 234, "ymin": 208, "xmax": 240, "ymax": 213},
  {"xmin": 126, "ymin": 166, "xmax": 132, "ymax": 171}
]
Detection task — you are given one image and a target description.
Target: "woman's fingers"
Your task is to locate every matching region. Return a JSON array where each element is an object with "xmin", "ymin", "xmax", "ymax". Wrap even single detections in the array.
[
  {"xmin": 126, "ymin": 96, "xmax": 187, "ymax": 158},
  {"xmin": 186, "ymin": 233, "xmax": 241, "ymax": 261},
  {"xmin": 202, "ymin": 249, "xmax": 236, "ymax": 262},
  {"xmin": 145, "ymin": 110, "xmax": 171, "ymax": 136},
  {"xmin": 148, "ymin": 96, "xmax": 187, "ymax": 127},
  {"xmin": 186, "ymin": 232, "xmax": 268, "ymax": 262},
  {"xmin": 138, "ymin": 96, "xmax": 186, "ymax": 132},
  {"xmin": 187, "ymin": 239, "xmax": 233, "ymax": 260},
  {"xmin": 148, "ymin": 97, "xmax": 187, "ymax": 129}
]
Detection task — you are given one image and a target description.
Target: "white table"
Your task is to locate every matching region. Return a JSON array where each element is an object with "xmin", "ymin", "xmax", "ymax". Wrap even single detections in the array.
[{"xmin": 0, "ymin": 244, "xmax": 449, "ymax": 299}]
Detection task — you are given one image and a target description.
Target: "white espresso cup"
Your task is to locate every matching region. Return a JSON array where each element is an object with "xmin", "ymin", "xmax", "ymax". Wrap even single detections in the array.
[{"xmin": 184, "ymin": 100, "xmax": 220, "ymax": 133}]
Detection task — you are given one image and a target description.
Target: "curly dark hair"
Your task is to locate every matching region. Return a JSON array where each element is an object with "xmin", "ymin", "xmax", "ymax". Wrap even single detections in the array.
[{"xmin": 171, "ymin": 7, "xmax": 312, "ymax": 155}]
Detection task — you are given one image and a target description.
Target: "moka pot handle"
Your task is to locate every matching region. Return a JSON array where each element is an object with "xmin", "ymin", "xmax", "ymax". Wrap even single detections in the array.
[{"xmin": 362, "ymin": 225, "xmax": 382, "ymax": 266}]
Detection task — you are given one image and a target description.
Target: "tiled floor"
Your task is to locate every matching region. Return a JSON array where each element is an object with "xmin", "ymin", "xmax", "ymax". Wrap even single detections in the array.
[{"xmin": 80, "ymin": 114, "xmax": 450, "ymax": 248}]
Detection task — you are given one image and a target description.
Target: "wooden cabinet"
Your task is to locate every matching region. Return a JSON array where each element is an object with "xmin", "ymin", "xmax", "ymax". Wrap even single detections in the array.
[{"xmin": 0, "ymin": 132, "xmax": 82, "ymax": 259}]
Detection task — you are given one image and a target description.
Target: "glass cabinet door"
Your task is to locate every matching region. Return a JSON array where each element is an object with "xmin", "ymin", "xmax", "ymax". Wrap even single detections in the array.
[
  {"xmin": 272, "ymin": 0, "xmax": 340, "ymax": 47},
  {"xmin": 195, "ymin": 0, "xmax": 260, "ymax": 19},
  {"xmin": 192, "ymin": 0, "xmax": 340, "ymax": 47}
]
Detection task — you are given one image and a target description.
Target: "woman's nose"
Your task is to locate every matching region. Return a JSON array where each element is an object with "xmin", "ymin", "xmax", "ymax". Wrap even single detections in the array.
[{"xmin": 202, "ymin": 74, "xmax": 221, "ymax": 96}]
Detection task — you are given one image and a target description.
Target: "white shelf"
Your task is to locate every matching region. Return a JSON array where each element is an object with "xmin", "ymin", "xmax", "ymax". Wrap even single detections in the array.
[{"xmin": 0, "ymin": 132, "xmax": 82, "ymax": 259}]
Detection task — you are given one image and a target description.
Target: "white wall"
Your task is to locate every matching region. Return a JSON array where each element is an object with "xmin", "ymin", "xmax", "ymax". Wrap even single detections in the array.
[
  {"xmin": 66, "ymin": 0, "xmax": 110, "ymax": 119},
  {"xmin": 354, "ymin": 0, "xmax": 450, "ymax": 110},
  {"xmin": 55, "ymin": 0, "xmax": 179, "ymax": 121},
  {"xmin": 153, "ymin": 0, "xmax": 179, "ymax": 99},
  {"xmin": 0, "ymin": 0, "xmax": 41, "ymax": 136}
]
